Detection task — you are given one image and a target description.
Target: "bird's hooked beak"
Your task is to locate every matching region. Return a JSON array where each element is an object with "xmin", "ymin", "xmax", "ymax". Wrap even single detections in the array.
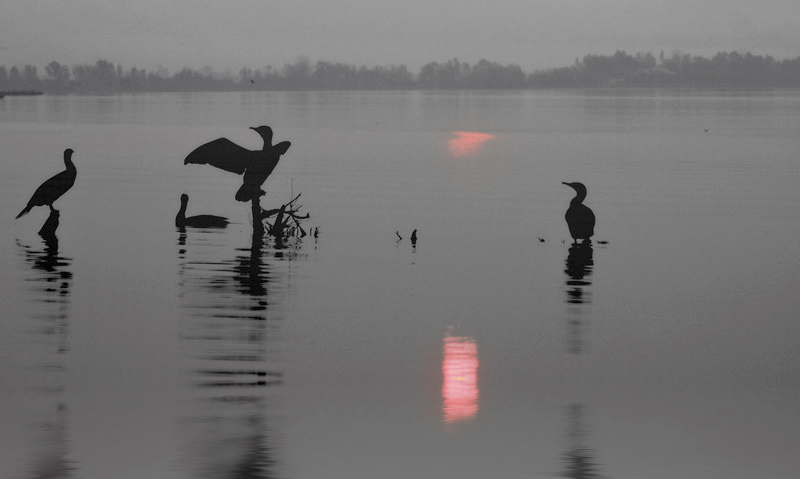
[{"xmin": 250, "ymin": 125, "xmax": 273, "ymax": 144}]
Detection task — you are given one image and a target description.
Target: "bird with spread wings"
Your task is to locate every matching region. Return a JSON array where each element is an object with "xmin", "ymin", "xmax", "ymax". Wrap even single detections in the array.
[{"xmin": 184, "ymin": 126, "xmax": 291, "ymax": 202}]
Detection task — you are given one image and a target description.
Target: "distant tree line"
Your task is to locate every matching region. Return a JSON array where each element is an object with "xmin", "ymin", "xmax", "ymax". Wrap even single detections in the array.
[
  {"xmin": 2, "ymin": 51, "xmax": 800, "ymax": 93},
  {"xmin": 529, "ymin": 50, "xmax": 800, "ymax": 88}
]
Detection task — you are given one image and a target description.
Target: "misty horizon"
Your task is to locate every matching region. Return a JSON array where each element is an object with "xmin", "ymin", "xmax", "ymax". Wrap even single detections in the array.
[
  {"xmin": 3, "ymin": 50, "xmax": 800, "ymax": 93},
  {"xmin": 5, "ymin": 46, "xmax": 800, "ymax": 82}
]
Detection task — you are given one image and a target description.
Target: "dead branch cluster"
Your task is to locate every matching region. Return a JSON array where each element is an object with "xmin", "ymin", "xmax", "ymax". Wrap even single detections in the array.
[{"xmin": 260, "ymin": 193, "xmax": 317, "ymax": 240}]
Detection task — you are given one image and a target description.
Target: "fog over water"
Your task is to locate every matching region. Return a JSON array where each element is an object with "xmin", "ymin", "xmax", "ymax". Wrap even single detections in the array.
[{"xmin": 1, "ymin": 90, "xmax": 799, "ymax": 478}]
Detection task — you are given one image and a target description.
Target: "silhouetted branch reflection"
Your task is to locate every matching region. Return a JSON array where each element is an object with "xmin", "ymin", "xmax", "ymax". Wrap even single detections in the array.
[
  {"xmin": 564, "ymin": 243, "xmax": 593, "ymax": 354},
  {"xmin": 16, "ymin": 236, "xmax": 75, "ymax": 478},
  {"xmin": 176, "ymin": 227, "xmax": 297, "ymax": 478}
]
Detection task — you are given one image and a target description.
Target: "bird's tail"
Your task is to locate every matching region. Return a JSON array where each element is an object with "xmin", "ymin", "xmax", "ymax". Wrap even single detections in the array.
[
  {"xmin": 235, "ymin": 184, "xmax": 265, "ymax": 202},
  {"xmin": 15, "ymin": 205, "xmax": 32, "ymax": 219}
]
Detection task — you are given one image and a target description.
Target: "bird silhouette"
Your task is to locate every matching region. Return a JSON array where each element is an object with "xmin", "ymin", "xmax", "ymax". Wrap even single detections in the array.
[
  {"xmin": 562, "ymin": 182, "xmax": 595, "ymax": 243},
  {"xmin": 175, "ymin": 194, "xmax": 229, "ymax": 228},
  {"xmin": 16, "ymin": 149, "xmax": 76, "ymax": 219},
  {"xmin": 410, "ymin": 229, "xmax": 417, "ymax": 245},
  {"xmin": 183, "ymin": 126, "xmax": 291, "ymax": 202}
]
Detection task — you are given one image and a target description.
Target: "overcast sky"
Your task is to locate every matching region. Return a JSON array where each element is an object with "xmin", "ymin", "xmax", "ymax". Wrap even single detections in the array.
[{"xmin": 3, "ymin": 0, "xmax": 800, "ymax": 74}]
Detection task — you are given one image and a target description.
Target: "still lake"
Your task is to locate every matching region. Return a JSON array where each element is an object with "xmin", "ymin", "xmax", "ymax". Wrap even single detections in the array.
[{"xmin": 1, "ymin": 89, "xmax": 799, "ymax": 478}]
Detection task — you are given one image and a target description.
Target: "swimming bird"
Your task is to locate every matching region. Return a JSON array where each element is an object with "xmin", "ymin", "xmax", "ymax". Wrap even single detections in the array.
[
  {"xmin": 410, "ymin": 229, "xmax": 417, "ymax": 245},
  {"xmin": 16, "ymin": 149, "xmax": 76, "ymax": 219},
  {"xmin": 562, "ymin": 182, "xmax": 595, "ymax": 243},
  {"xmin": 183, "ymin": 126, "xmax": 291, "ymax": 202},
  {"xmin": 175, "ymin": 194, "xmax": 229, "ymax": 228}
]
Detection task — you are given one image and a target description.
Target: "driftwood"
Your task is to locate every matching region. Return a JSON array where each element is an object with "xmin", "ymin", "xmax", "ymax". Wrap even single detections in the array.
[{"xmin": 259, "ymin": 193, "xmax": 313, "ymax": 242}]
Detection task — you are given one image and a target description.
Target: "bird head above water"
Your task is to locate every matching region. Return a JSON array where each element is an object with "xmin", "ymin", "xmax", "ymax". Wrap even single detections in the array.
[
  {"xmin": 64, "ymin": 148, "xmax": 74, "ymax": 164},
  {"xmin": 180, "ymin": 193, "xmax": 189, "ymax": 204},
  {"xmin": 250, "ymin": 126, "xmax": 273, "ymax": 146}
]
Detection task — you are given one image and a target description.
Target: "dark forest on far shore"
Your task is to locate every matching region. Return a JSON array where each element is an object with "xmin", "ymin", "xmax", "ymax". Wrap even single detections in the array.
[{"xmin": 3, "ymin": 50, "xmax": 800, "ymax": 94}]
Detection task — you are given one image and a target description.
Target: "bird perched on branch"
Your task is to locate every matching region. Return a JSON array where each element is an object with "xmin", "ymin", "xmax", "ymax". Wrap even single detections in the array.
[
  {"xmin": 16, "ymin": 149, "xmax": 76, "ymax": 219},
  {"xmin": 183, "ymin": 126, "xmax": 291, "ymax": 202},
  {"xmin": 175, "ymin": 194, "xmax": 229, "ymax": 228},
  {"xmin": 562, "ymin": 181, "xmax": 595, "ymax": 243}
]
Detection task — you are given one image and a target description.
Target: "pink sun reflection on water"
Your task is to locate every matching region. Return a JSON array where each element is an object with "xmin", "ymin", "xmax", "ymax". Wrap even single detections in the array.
[
  {"xmin": 447, "ymin": 131, "xmax": 496, "ymax": 157},
  {"xmin": 442, "ymin": 335, "xmax": 479, "ymax": 425}
]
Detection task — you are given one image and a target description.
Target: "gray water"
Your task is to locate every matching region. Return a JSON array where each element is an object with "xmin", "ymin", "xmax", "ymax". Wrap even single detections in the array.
[{"xmin": 1, "ymin": 90, "xmax": 799, "ymax": 478}]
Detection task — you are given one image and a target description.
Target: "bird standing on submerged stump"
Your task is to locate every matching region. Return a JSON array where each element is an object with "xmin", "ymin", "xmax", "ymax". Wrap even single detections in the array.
[
  {"xmin": 183, "ymin": 126, "xmax": 291, "ymax": 202},
  {"xmin": 175, "ymin": 194, "xmax": 229, "ymax": 228},
  {"xmin": 16, "ymin": 149, "xmax": 76, "ymax": 219},
  {"xmin": 562, "ymin": 182, "xmax": 595, "ymax": 244}
]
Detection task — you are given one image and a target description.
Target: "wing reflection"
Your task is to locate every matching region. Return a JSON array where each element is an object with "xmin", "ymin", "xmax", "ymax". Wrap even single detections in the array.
[
  {"xmin": 447, "ymin": 131, "xmax": 496, "ymax": 157},
  {"xmin": 177, "ymin": 229, "xmax": 298, "ymax": 478},
  {"xmin": 564, "ymin": 243, "xmax": 593, "ymax": 354},
  {"xmin": 16, "ymin": 235, "xmax": 76, "ymax": 478},
  {"xmin": 442, "ymin": 333, "xmax": 479, "ymax": 426}
]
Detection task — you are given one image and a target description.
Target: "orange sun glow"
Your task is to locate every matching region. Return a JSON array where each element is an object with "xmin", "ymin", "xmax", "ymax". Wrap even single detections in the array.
[
  {"xmin": 447, "ymin": 131, "xmax": 496, "ymax": 157},
  {"xmin": 442, "ymin": 335, "xmax": 479, "ymax": 425}
]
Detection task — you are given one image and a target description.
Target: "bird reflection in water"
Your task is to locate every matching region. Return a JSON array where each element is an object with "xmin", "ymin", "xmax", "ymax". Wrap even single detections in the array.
[
  {"xmin": 564, "ymin": 242, "xmax": 593, "ymax": 354},
  {"xmin": 442, "ymin": 332, "xmax": 479, "ymax": 427},
  {"xmin": 16, "ymin": 231, "xmax": 76, "ymax": 478},
  {"xmin": 177, "ymin": 227, "xmax": 292, "ymax": 478},
  {"xmin": 560, "ymin": 404, "xmax": 605, "ymax": 479}
]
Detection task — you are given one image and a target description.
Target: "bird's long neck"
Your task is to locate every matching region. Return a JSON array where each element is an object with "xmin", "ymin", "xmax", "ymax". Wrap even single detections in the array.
[
  {"xmin": 259, "ymin": 134, "xmax": 273, "ymax": 151},
  {"xmin": 177, "ymin": 201, "xmax": 187, "ymax": 220},
  {"xmin": 64, "ymin": 154, "xmax": 75, "ymax": 172},
  {"xmin": 570, "ymin": 190, "xmax": 586, "ymax": 206}
]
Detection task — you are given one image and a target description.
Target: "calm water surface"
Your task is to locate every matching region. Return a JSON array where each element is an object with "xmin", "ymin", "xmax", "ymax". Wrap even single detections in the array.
[{"xmin": 1, "ymin": 90, "xmax": 799, "ymax": 478}]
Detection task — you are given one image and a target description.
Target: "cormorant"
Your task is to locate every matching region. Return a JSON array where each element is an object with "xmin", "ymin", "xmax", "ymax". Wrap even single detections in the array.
[
  {"xmin": 16, "ymin": 149, "xmax": 76, "ymax": 219},
  {"xmin": 175, "ymin": 194, "xmax": 229, "ymax": 228},
  {"xmin": 562, "ymin": 182, "xmax": 595, "ymax": 243},
  {"xmin": 410, "ymin": 229, "xmax": 417, "ymax": 246},
  {"xmin": 183, "ymin": 126, "xmax": 291, "ymax": 202}
]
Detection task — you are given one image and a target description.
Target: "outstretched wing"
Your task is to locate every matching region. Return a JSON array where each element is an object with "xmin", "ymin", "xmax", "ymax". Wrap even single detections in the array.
[
  {"xmin": 183, "ymin": 138, "xmax": 256, "ymax": 175},
  {"xmin": 273, "ymin": 141, "xmax": 291, "ymax": 156}
]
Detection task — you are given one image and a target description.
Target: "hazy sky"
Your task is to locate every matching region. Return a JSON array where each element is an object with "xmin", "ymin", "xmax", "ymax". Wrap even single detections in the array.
[{"xmin": 3, "ymin": 0, "xmax": 800, "ymax": 74}]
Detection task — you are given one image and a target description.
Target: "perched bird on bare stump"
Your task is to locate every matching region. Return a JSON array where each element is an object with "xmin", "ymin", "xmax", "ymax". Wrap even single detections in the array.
[
  {"xmin": 562, "ymin": 182, "xmax": 595, "ymax": 244},
  {"xmin": 16, "ymin": 149, "xmax": 76, "ymax": 219}
]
